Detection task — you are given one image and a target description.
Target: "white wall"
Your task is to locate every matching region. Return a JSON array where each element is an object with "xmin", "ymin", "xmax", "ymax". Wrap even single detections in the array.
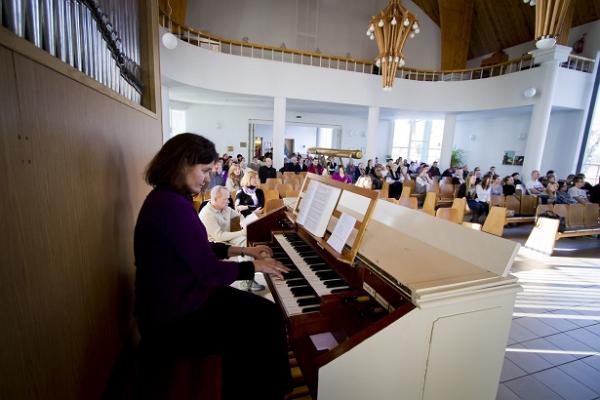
[
  {"xmin": 160, "ymin": 33, "xmax": 593, "ymax": 113},
  {"xmin": 182, "ymin": 103, "xmax": 391, "ymax": 160},
  {"xmin": 541, "ymin": 110, "xmax": 585, "ymax": 177},
  {"xmin": 454, "ymin": 113, "xmax": 531, "ymax": 177},
  {"xmin": 186, "ymin": 0, "xmax": 441, "ymax": 69},
  {"xmin": 467, "ymin": 20, "xmax": 600, "ymax": 68}
]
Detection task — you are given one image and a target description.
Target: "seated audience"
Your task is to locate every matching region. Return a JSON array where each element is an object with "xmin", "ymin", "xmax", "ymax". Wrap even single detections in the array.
[
  {"xmin": 331, "ymin": 165, "xmax": 352, "ymax": 184},
  {"xmin": 452, "ymin": 168, "xmax": 465, "ymax": 185},
  {"xmin": 577, "ymin": 173, "xmax": 593, "ymax": 192},
  {"xmin": 399, "ymin": 166, "xmax": 412, "ymax": 183},
  {"xmin": 225, "ymin": 162, "xmax": 242, "ymax": 192},
  {"xmin": 415, "ymin": 166, "xmax": 433, "ymax": 194},
  {"xmin": 511, "ymin": 172, "xmax": 522, "ymax": 186},
  {"xmin": 235, "ymin": 170, "xmax": 265, "ymax": 216},
  {"xmin": 428, "ymin": 161, "xmax": 441, "ymax": 179},
  {"xmin": 502, "ymin": 176, "xmax": 516, "ymax": 196},
  {"xmin": 458, "ymin": 174, "xmax": 485, "ymax": 223},
  {"xmin": 345, "ymin": 159, "xmax": 357, "ymax": 182},
  {"xmin": 543, "ymin": 180, "xmax": 559, "ymax": 204},
  {"xmin": 200, "ymin": 186, "xmax": 247, "ymax": 247},
  {"xmin": 474, "ymin": 175, "xmax": 492, "ymax": 222},
  {"xmin": 568, "ymin": 177, "xmax": 591, "ymax": 204},
  {"xmin": 326, "ymin": 157, "xmax": 337, "ymax": 175},
  {"xmin": 556, "ymin": 180, "xmax": 577, "ymax": 204},
  {"xmin": 258, "ymin": 157, "xmax": 277, "ymax": 183},
  {"xmin": 355, "ymin": 175, "xmax": 373, "ymax": 190},
  {"xmin": 386, "ymin": 164, "xmax": 403, "ymax": 199},
  {"xmin": 525, "ymin": 170, "xmax": 545, "ymax": 195},
  {"xmin": 280, "ymin": 156, "xmax": 302, "ymax": 173},
  {"xmin": 208, "ymin": 159, "xmax": 227, "ymax": 190},
  {"xmin": 490, "ymin": 175, "xmax": 503, "ymax": 196},
  {"xmin": 307, "ymin": 158, "xmax": 324, "ymax": 175},
  {"xmin": 365, "ymin": 159, "xmax": 374, "ymax": 176},
  {"xmin": 371, "ymin": 166, "xmax": 386, "ymax": 190}
]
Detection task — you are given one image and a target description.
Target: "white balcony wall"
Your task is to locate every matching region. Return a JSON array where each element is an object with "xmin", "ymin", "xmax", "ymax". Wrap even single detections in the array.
[{"xmin": 160, "ymin": 32, "xmax": 592, "ymax": 114}]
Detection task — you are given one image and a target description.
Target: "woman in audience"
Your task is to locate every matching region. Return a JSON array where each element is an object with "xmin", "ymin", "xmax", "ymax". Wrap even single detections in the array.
[
  {"xmin": 235, "ymin": 170, "xmax": 265, "ymax": 217},
  {"xmin": 307, "ymin": 158, "xmax": 324, "ymax": 175},
  {"xmin": 345, "ymin": 159, "xmax": 357, "ymax": 183},
  {"xmin": 355, "ymin": 174, "xmax": 373, "ymax": 190},
  {"xmin": 490, "ymin": 175, "xmax": 503, "ymax": 196},
  {"xmin": 386, "ymin": 163, "xmax": 403, "ymax": 199},
  {"xmin": 365, "ymin": 159, "xmax": 374, "ymax": 176},
  {"xmin": 457, "ymin": 174, "xmax": 484, "ymax": 223},
  {"xmin": 415, "ymin": 166, "xmax": 433, "ymax": 194},
  {"xmin": 331, "ymin": 165, "xmax": 352, "ymax": 184},
  {"xmin": 556, "ymin": 180, "xmax": 577, "ymax": 204},
  {"xmin": 544, "ymin": 180, "xmax": 559, "ymax": 204},
  {"xmin": 399, "ymin": 165, "xmax": 412, "ymax": 183},
  {"xmin": 326, "ymin": 157, "xmax": 337, "ymax": 175},
  {"xmin": 134, "ymin": 134, "xmax": 291, "ymax": 400},
  {"xmin": 502, "ymin": 176, "xmax": 516, "ymax": 196},
  {"xmin": 225, "ymin": 162, "xmax": 242, "ymax": 192},
  {"xmin": 474, "ymin": 175, "xmax": 492, "ymax": 222},
  {"xmin": 371, "ymin": 166, "xmax": 386, "ymax": 190}
]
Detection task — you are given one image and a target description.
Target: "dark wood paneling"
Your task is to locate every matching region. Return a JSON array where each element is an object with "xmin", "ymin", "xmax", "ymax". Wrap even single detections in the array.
[
  {"xmin": 440, "ymin": 0, "xmax": 474, "ymax": 70},
  {"xmin": 413, "ymin": 0, "xmax": 600, "ymax": 59},
  {"xmin": 0, "ymin": 6, "xmax": 162, "ymax": 398}
]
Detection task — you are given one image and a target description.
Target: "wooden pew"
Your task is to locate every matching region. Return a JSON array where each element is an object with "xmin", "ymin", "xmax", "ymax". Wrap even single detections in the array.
[
  {"xmin": 482, "ymin": 206, "xmax": 507, "ymax": 237},
  {"xmin": 525, "ymin": 203, "xmax": 600, "ymax": 254}
]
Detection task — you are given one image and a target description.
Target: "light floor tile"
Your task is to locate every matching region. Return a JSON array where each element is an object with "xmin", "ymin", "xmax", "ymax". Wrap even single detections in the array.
[
  {"xmin": 509, "ymin": 322, "xmax": 539, "ymax": 344},
  {"xmin": 545, "ymin": 332, "xmax": 596, "ymax": 353},
  {"xmin": 496, "ymin": 384, "xmax": 521, "ymax": 400},
  {"xmin": 505, "ymin": 375, "xmax": 563, "ymax": 400},
  {"xmin": 500, "ymin": 358, "xmax": 528, "ymax": 382},
  {"xmin": 521, "ymin": 337, "xmax": 577, "ymax": 366},
  {"xmin": 566, "ymin": 329, "xmax": 600, "ymax": 352},
  {"xmin": 559, "ymin": 360, "xmax": 600, "ymax": 394},
  {"xmin": 505, "ymin": 344, "xmax": 554, "ymax": 374},
  {"xmin": 533, "ymin": 367, "xmax": 597, "ymax": 400},
  {"xmin": 514, "ymin": 317, "xmax": 560, "ymax": 337}
]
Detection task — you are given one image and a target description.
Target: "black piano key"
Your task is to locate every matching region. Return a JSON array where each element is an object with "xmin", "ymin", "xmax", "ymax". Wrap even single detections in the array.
[
  {"xmin": 302, "ymin": 305, "xmax": 320, "ymax": 313},
  {"xmin": 309, "ymin": 264, "xmax": 331, "ymax": 272},
  {"xmin": 287, "ymin": 279, "xmax": 309, "ymax": 288},
  {"xmin": 324, "ymin": 279, "xmax": 347, "ymax": 288},
  {"xmin": 316, "ymin": 271, "xmax": 340, "ymax": 280},
  {"xmin": 331, "ymin": 287, "xmax": 351, "ymax": 294},
  {"xmin": 303, "ymin": 257, "xmax": 325, "ymax": 265},
  {"xmin": 283, "ymin": 271, "xmax": 303, "ymax": 280},
  {"xmin": 297, "ymin": 297, "xmax": 320, "ymax": 307},
  {"xmin": 291, "ymin": 286, "xmax": 318, "ymax": 297}
]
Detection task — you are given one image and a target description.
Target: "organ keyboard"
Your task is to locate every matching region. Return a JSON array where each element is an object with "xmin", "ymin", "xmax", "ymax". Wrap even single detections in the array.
[{"xmin": 247, "ymin": 173, "xmax": 521, "ymax": 400}]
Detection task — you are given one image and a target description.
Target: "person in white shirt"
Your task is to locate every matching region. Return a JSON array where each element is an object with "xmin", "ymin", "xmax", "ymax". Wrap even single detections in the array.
[
  {"xmin": 525, "ymin": 170, "xmax": 545, "ymax": 195},
  {"xmin": 199, "ymin": 185, "xmax": 247, "ymax": 247},
  {"xmin": 472, "ymin": 175, "xmax": 492, "ymax": 223},
  {"xmin": 415, "ymin": 166, "xmax": 433, "ymax": 194},
  {"xmin": 568, "ymin": 177, "xmax": 590, "ymax": 204}
]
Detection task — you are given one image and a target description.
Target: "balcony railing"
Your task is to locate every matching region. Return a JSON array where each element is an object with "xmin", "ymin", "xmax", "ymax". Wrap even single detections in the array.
[{"xmin": 159, "ymin": 10, "xmax": 595, "ymax": 83}]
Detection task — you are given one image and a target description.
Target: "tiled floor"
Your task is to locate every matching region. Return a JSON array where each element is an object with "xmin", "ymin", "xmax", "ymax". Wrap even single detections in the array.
[{"xmin": 497, "ymin": 228, "xmax": 600, "ymax": 400}]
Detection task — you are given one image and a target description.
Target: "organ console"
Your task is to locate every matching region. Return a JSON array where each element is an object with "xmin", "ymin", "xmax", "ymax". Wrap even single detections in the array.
[{"xmin": 247, "ymin": 173, "xmax": 521, "ymax": 400}]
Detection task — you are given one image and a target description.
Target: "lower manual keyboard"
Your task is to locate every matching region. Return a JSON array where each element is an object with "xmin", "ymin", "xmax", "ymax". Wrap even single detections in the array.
[{"xmin": 269, "ymin": 233, "xmax": 351, "ymax": 316}]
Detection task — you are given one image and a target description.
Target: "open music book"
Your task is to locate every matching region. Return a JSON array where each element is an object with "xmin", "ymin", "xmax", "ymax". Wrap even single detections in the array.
[{"xmin": 296, "ymin": 180, "xmax": 341, "ymax": 238}]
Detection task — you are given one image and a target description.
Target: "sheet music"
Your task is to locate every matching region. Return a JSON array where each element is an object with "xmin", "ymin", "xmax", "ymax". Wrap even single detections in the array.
[
  {"xmin": 327, "ymin": 212, "xmax": 357, "ymax": 253},
  {"xmin": 303, "ymin": 183, "xmax": 341, "ymax": 238},
  {"xmin": 296, "ymin": 180, "xmax": 319, "ymax": 225},
  {"xmin": 240, "ymin": 212, "xmax": 259, "ymax": 228}
]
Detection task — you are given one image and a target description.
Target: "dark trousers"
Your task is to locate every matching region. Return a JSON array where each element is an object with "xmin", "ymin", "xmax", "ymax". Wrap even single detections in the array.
[
  {"xmin": 468, "ymin": 200, "xmax": 489, "ymax": 223},
  {"xmin": 138, "ymin": 286, "xmax": 292, "ymax": 400}
]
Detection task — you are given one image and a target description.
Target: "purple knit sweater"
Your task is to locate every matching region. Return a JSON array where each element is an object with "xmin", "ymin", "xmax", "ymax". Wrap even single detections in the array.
[{"xmin": 134, "ymin": 187, "xmax": 254, "ymax": 326}]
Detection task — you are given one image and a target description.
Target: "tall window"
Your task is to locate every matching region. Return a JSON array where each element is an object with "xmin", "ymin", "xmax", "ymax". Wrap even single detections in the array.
[
  {"xmin": 317, "ymin": 127, "xmax": 333, "ymax": 148},
  {"xmin": 392, "ymin": 119, "xmax": 445, "ymax": 164},
  {"xmin": 170, "ymin": 109, "xmax": 186, "ymax": 136},
  {"xmin": 580, "ymin": 73, "xmax": 600, "ymax": 183}
]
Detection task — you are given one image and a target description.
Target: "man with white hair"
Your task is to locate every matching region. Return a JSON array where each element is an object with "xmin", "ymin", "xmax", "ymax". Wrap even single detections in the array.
[
  {"xmin": 199, "ymin": 185, "xmax": 247, "ymax": 247},
  {"xmin": 199, "ymin": 185, "xmax": 266, "ymax": 292}
]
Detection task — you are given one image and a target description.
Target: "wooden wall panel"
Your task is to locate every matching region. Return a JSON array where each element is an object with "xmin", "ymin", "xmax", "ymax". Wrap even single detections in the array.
[
  {"xmin": 440, "ymin": 0, "xmax": 475, "ymax": 70},
  {"xmin": 0, "ymin": 36, "xmax": 161, "ymax": 400}
]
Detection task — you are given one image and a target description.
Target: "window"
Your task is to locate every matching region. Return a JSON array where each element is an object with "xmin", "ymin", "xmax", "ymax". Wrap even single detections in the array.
[
  {"xmin": 170, "ymin": 109, "xmax": 186, "ymax": 136},
  {"xmin": 580, "ymin": 70, "xmax": 600, "ymax": 184},
  {"xmin": 317, "ymin": 127, "xmax": 333, "ymax": 148},
  {"xmin": 392, "ymin": 119, "xmax": 445, "ymax": 164}
]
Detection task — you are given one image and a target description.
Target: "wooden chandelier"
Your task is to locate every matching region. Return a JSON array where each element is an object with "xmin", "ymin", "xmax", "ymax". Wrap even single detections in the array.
[
  {"xmin": 534, "ymin": 0, "xmax": 573, "ymax": 48},
  {"xmin": 368, "ymin": 0, "xmax": 419, "ymax": 90}
]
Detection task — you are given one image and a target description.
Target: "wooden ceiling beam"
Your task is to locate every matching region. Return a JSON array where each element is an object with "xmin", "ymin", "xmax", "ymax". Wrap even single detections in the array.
[
  {"xmin": 159, "ymin": 0, "xmax": 188, "ymax": 26},
  {"xmin": 439, "ymin": 0, "xmax": 474, "ymax": 70}
]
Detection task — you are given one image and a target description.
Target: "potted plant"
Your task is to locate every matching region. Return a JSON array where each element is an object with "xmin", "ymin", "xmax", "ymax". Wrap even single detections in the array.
[{"xmin": 451, "ymin": 148, "xmax": 465, "ymax": 167}]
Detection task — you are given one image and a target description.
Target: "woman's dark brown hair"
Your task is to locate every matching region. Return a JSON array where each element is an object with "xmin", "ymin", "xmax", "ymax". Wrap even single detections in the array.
[{"xmin": 145, "ymin": 133, "xmax": 218, "ymax": 193}]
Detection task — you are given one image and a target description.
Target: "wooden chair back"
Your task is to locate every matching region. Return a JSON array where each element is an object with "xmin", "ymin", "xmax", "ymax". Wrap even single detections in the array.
[
  {"xmin": 482, "ymin": 206, "xmax": 506, "ymax": 237},
  {"xmin": 282, "ymin": 172, "xmax": 297, "ymax": 180},
  {"xmin": 536, "ymin": 204, "xmax": 554, "ymax": 217},
  {"xmin": 405, "ymin": 179, "xmax": 416, "ymax": 193},
  {"xmin": 505, "ymin": 195, "xmax": 521, "ymax": 215},
  {"xmin": 398, "ymin": 197, "xmax": 418, "ymax": 209},
  {"xmin": 266, "ymin": 178, "xmax": 283, "ymax": 189},
  {"xmin": 286, "ymin": 189, "xmax": 300, "ymax": 198},
  {"xmin": 422, "ymin": 192, "xmax": 437, "ymax": 216},
  {"xmin": 265, "ymin": 198, "xmax": 284, "ymax": 213},
  {"xmin": 520, "ymin": 195, "xmax": 539, "ymax": 216},
  {"xmin": 230, "ymin": 190, "xmax": 237, "ymax": 204},
  {"xmin": 263, "ymin": 189, "xmax": 280, "ymax": 203},
  {"xmin": 451, "ymin": 197, "xmax": 467, "ymax": 223},
  {"xmin": 435, "ymin": 207, "xmax": 461, "ymax": 224},
  {"xmin": 192, "ymin": 194, "xmax": 203, "ymax": 213},
  {"xmin": 439, "ymin": 183, "xmax": 455, "ymax": 200},
  {"xmin": 490, "ymin": 195, "xmax": 505, "ymax": 207},
  {"xmin": 380, "ymin": 181, "xmax": 390, "ymax": 198},
  {"xmin": 276, "ymin": 183, "xmax": 293, "ymax": 197},
  {"xmin": 553, "ymin": 204, "xmax": 568, "ymax": 219},
  {"xmin": 566, "ymin": 204, "xmax": 586, "ymax": 230},
  {"xmin": 584, "ymin": 203, "xmax": 600, "ymax": 228},
  {"xmin": 400, "ymin": 185, "xmax": 411, "ymax": 198}
]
